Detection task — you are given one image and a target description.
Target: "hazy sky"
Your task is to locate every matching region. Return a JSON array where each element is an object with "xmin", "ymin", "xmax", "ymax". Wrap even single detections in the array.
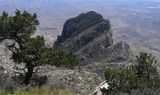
[
  {"xmin": 0, "ymin": 0, "xmax": 159, "ymax": 14},
  {"xmin": 0, "ymin": 0, "xmax": 160, "ymax": 53}
]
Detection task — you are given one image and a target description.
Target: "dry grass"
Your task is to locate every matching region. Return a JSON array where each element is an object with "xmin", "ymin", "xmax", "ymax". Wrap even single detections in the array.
[
  {"xmin": 0, "ymin": 86, "xmax": 75, "ymax": 95},
  {"xmin": 0, "ymin": 89, "xmax": 5, "ymax": 95}
]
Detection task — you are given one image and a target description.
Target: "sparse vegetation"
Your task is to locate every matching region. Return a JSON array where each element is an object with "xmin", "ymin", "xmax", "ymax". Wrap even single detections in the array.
[
  {"xmin": 0, "ymin": 87, "xmax": 75, "ymax": 95},
  {"xmin": 105, "ymin": 52, "xmax": 160, "ymax": 95}
]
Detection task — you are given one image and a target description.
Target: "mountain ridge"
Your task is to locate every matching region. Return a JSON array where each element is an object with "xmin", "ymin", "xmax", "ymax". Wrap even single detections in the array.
[{"xmin": 53, "ymin": 11, "xmax": 133, "ymax": 66}]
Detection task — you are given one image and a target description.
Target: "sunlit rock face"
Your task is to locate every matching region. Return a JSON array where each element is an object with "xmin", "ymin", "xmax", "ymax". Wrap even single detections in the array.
[
  {"xmin": 54, "ymin": 11, "xmax": 133, "ymax": 66},
  {"xmin": 54, "ymin": 11, "xmax": 114, "ymax": 64},
  {"xmin": 54, "ymin": 11, "xmax": 112, "ymax": 51}
]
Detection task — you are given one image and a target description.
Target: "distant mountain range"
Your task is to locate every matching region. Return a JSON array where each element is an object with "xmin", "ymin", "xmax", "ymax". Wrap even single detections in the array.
[{"xmin": 0, "ymin": 0, "xmax": 160, "ymax": 58}]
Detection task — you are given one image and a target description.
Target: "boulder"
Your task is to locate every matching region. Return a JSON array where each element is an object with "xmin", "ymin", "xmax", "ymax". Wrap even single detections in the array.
[{"xmin": 91, "ymin": 81, "xmax": 109, "ymax": 95}]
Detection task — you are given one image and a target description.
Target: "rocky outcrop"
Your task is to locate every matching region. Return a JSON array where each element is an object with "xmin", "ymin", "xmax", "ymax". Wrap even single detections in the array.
[
  {"xmin": 0, "ymin": 45, "xmax": 103, "ymax": 95},
  {"xmin": 36, "ymin": 66, "xmax": 103, "ymax": 95},
  {"xmin": 91, "ymin": 81, "xmax": 109, "ymax": 95},
  {"xmin": 0, "ymin": 44, "xmax": 14, "ymax": 69},
  {"xmin": 79, "ymin": 41, "xmax": 133, "ymax": 64},
  {"xmin": 0, "ymin": 45, "xmax": 23, "ymax": 90},
  {"xmin": 54, "ymin": 11, "xmax": 113, "ymax": 54},
  {"xmin": 79, "ymin": 41, "xmax": 133, "ymax": 78},
  {"xmin": 53, "ymin": 11, "xmax": 133, "ymax": 66},
  {"xmin": 53, "ymin": 11, "xmax": 134, "ymax": 80}
]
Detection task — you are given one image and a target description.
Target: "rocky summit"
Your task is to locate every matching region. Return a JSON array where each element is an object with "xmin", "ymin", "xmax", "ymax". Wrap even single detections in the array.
[
  {"xmin": 54, "ymin": 11, "xmax": 113, "ymax": 53},
  {"xmin": 54, "ymin": 11, "xmax": 133, "ymax": 66}
]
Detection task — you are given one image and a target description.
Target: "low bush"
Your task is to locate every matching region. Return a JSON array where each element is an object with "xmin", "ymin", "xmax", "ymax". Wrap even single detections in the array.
[{"xmin": 104, "ymin": 52, "xmax": 160, "ymax": 95}]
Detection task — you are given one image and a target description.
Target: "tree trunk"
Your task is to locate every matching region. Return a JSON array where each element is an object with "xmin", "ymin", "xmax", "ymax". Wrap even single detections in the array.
[
  {"xmin": 15, "ymin": 36, "xmax": 24, "ymax": 49},
  {"xmin": 128, "ymin": 90, "xmax": 131, "ymax": 95},
  {"xmin": 23, "ymin": 66, "xmax": 34, "ymax": 85},
  {"xmin": 146, "ymin": 62, "xmax": 150, "ymax": 79}
]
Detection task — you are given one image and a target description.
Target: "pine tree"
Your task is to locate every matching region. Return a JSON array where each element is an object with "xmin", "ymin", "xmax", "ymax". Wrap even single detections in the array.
[
  {"xmin": 0, "ymin": 10, "xmax": 79, "ymax": 85},
  {"xmin": 136, "ymin": 52, "xmax": 157, "ymax": 79}
]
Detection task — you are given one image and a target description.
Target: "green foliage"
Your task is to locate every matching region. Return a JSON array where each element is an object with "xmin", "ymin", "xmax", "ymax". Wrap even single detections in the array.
[
  {"xmin": 39, "ymin": 48, "xmax": 79, "ymax": 69},
  {"xmin": 105, "ymin": 68, "xmax": 137, "ymax": 94},
  {"xmin": 105, "ymin": 68, "xmax": 160, "ymax": 95},
  {"xmin": 0, "ymin": 87, "xmax": 75, "ymax": 95},
  {"xmin": 105, "ymin": 52, "xmax": 160, "ymax": 95},
  {"xmin": 0, "ymin": 10, "xmax": 39, "ymax": 48},
  {"xmin": 12, "ymin": 36, "xmax": 45, "ymax": 65},
  {"xmin": 135, "ymin": 52, "xmax": 158, "ymax": 79},
  {"xmin": 0, "ymin": 10, "xmax": 79, "ymax": 85}
]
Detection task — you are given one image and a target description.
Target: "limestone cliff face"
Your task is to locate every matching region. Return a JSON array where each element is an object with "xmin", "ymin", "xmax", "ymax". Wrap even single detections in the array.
[
  {"xmin": 54, "ymin": 11, "xmax": 133, "ymax": 65},
  {"xmin": 54, "ymin": 11, "xmax": 113, "ymax": 53},
  {"xmin": 79, "ymin": 41, "xmax": 133, "ymax": 65}
]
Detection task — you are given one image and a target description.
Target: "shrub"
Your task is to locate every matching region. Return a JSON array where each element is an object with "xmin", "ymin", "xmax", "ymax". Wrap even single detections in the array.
[
  {"xmin": 135, "ymin": 52, "xmax": 158, "ymax": 79},
  {"xmin": 105, "ymin": 52, "xmax": 160, "ymax": 95}
]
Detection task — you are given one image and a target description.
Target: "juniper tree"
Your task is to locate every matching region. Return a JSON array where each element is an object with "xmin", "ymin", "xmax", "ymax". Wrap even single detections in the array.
[
  {"xmin": 136, "ymin": 52, "xmax": 157, "ymax": 79},
  {"xmin": 0, "ymin": 10, "xmax": 79, "ymax": 85}
]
